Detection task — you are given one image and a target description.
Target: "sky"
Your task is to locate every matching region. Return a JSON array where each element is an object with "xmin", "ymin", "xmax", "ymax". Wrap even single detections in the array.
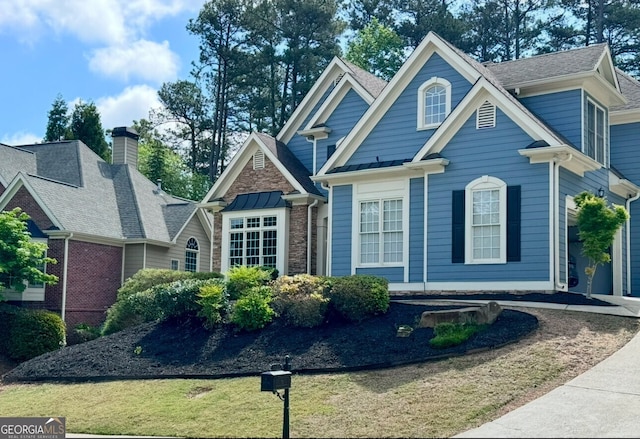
[{"xmin": 0, "ymin": 0, "xmax": 208, "ymax": 146}]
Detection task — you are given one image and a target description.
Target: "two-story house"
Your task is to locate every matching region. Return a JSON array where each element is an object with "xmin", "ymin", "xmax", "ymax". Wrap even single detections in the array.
[{"xmin": 201, "ymin": 31, "xmax": 640, "ymax": 298}]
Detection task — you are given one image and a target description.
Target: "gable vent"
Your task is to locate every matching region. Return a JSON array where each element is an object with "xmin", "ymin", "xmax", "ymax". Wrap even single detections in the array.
[
  {"xmin": 333, "ymin": 73, "xmax": 345, "ymax": 87},
  {"xmin": 253, "ymin": 150, "xmax": 265, "ymax": 170},
  {"xmin": 476, "ymin": 101, "xmax": 496, "ymax": 129}
]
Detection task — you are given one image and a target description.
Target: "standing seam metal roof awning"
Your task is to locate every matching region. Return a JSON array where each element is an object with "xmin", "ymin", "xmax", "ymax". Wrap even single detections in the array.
[{"xmin": 221, "ymin": 191, "xmax": 289, "ymax": 212}]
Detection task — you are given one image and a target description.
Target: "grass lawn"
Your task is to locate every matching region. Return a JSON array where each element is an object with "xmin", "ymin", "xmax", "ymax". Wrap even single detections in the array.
[{"xmin": 0, "ymin": 308, "xmax": 638, "ymax": 438}]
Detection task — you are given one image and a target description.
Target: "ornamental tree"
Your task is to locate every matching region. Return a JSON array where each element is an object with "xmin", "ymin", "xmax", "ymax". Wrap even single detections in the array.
[
  {"xmin": 574, "ymin": 191, "xmax": 629, "ymax": 298},
  {"xmin": 0, "ymin": 208, "xmax": 58, "ymax": 298}
]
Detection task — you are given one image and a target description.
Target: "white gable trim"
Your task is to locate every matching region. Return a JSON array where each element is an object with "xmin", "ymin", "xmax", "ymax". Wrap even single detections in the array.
[
  {"xmin": 171, "ymin": 208, "xmax": 213, "ymax": 244},
  {"xmin": 317, "ymin": 32, "xmax": 481, "ymax": 176},
  {"xmin": 201, "ymin": 132, "xmax": 307, "ymax": 203},
  {"xmin": 303, "ymin": 74, "xmax": 375, "ymax": 131},
  {"xmin": 0, "ymin": 173, "xmax": 64, "ymax": 230},
  {"xmin": 413, "ymin": 78, "xmax": 564, "ymax": 161},
  {"xmin": 277, "ymin": 57, "xmax": 357, "ymax": 144}
]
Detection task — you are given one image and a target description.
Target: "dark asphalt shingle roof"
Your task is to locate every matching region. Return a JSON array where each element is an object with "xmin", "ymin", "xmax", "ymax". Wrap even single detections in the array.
[
  {"xmin": 613, "ymin": 68, "xmax": 640, "ymax": 111},
  {"xmin": 0, "ymin": 140, "xmax": 201, "ymax": 242},
  {"xmin": 341, "ymin": 59, "xmax": 388, "ymax": 97},
  {"xmin": 255, "ymin": 132, "xmax": 323, "ymax": 196}
]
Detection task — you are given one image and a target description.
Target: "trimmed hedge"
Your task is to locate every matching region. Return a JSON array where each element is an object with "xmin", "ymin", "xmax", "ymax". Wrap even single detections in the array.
[
  {"xmin": 226, "ymin": 266, "xmax": 274, "ymax": 300},
  {"xmin": 328, "ymin": 274, "xmax": 390, "ymax": 322},
  {"xmin": 230, "ymin": 286, "xmax": 275, "ymax": 331},
  {"xmin": 271, "ymin": 274, "xmax": 330, "ymax": 328},
  {"xmin": 0, "ymin": 304, "xmax": 66, "ymax": 361},
  {"xmin": 117, "ymin": 268, "xmax": 223, "ymax": 300}
]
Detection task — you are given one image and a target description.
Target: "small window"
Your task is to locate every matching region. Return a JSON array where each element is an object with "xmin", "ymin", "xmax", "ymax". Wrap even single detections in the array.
[
  {"xmin": 253, "ymin": 151, "xmax": 265, "ymax": 170},
  {"xmin": 476, "ymin": 101, "xmax": 496, "ymax": 129},
  {"xmin": 418, "ymin": 77, "xmax": 451, "ymax": 130},
  {"xmin": 171, "ymin": 259, "xmax": 179, "ymax": 271},
  {"xmin": 185, "ymin": 237, "xmax": 199, "ymax": 272}
]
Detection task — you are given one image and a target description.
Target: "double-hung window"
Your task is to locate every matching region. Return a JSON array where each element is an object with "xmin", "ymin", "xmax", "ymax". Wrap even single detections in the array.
[
  {"xmin": 585, "ymin": 98, "xmax": 607, "ymax": 166},
  {"xmin": 359, "ymin": 198, "xmax": 403, "ymax": 264},
  {"xmin": 465, "ymin": 176, "xmax": 507, "ymax": 264}
]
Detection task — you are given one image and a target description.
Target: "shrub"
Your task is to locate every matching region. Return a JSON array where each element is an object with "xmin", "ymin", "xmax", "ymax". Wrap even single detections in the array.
[
  {"xmin": 117, "ymin": 268, "xmax": 223, "ymax": 300},
  {"xmin": 102, "ymin": 278, "xmax": 221, "ymax": 335},
  {"xmin": 328, "ymin": 274, "xmax": 390, "ymax": 322},
  {"xmin": 197, "ymin": 280, "xmax": 229, "ymax": 328},
  {"xmin": 226, "ymin": 265, "xmax": 273, "ymax": 300},
  {"xmin": 230, "ymin": 286, "xmax": 275, "ymax": 331},
  {"xmin": 271, "ymin": 274, "xmax": 330, "ymax": 327},
  {"xmin": 68, "ymin": 323, "xmax": 102, "ymax": 345},
  {"xmin": 429, "ymin": 322, "xmax": 487, "ymax": 349},
  {"xmin": 7, "ymin": 309, "xmax": 66, "ymax": 361}
]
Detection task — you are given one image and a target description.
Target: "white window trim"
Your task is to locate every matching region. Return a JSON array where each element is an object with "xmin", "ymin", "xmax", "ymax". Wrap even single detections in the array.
[
  {"xmin": 465, "ymin": 175, "xmax": 507, "ymax": 264},
  {"xmin": 583, "ymin": 97, "xmax": 608, "ymax": 167},
  {"xmin": 220, "ymin": 208, "xmax": 289, "ymax": 275},
  {"xmin": 352, "ymin": 180, "xmax": 408, "ymax": 268},
  {"xmin": 417, "ymin": 77, "xmax": 452, "ymax": 131},
  {"xmin": 185, "ymin": 237, "xmax": 200, "ymax": 272}
]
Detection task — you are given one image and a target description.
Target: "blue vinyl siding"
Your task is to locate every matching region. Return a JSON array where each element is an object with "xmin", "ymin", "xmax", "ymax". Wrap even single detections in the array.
[
  {"xmin": 520, "ymin": 90, "xmax": 582, "ymax": 148},
  {"xmin": 316, "ymin": 89, "xmax": 370, "ymax": 172},
  {"xmin": 346, "ymin": 53, "xmax": 473, "ymax": 166},
  {"xmin": 611, "ymin": 122, "xmax": 640, "ymax": 296},
  {"xmin": 409, "ymin": 177, "xmax": 425, "ymax": 282},
  {"xmin": 287, "ymin": 87, "xmax": 334, "ymax": 172},
  {"xmin": 331, "ymin": 185, "xmax": 353, "ymax": 276},
  {"xmin": 426, "ymin": 109, "xmax": 551, "ymax": 282},
  {"xmin": 356, "ymin": 266, "xmax": 404, "ymax": 282}
]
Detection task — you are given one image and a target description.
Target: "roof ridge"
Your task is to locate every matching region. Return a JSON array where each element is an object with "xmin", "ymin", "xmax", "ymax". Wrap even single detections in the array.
[{"xmin": 485, "ymin": 43, "xmax": 608, "ymax": 67}]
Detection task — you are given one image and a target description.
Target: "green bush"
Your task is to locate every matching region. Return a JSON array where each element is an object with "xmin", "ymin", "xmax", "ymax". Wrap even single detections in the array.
[
  {"xmin": 0, "ymin": 303, "xmax": 22, "ymax": 354},
  {"xmin": 429, "ymin": 322, "xmax": 487, "ymax": 349},
  {"xmin": 197, "ymin": 280, "xmax": 229, "ymax": 328},
  {"xmin": 102, "ymin": 278, "xmax": 221, "ymax": 335},
  {"xmin": 226, "ymin": 265, "xmax": 273, "ymax": 300},
  {"xmin": 230, "ymin": 286, "xmax": 275, "ymax": 331},
  {"xmin": 7, "ymin": 309, "xmax": 66, "ymax": 361},
  {"xmin": 328, "ymin": 274, "xmax": 390, "ymax": 322},
  {"xmin": 69, "ymin": 323, "xmax": 102, "ymax": 345},
  {"xmin": 271, "ymin": 274, "xmax": 330, "ymax": 327},
  {"xmin": 117, "ymin": 268, "xmax": 222, "ymax": 300}
]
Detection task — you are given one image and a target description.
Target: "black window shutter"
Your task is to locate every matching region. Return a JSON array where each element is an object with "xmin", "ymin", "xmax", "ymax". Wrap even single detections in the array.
[
  {"xmin": 452, "ymin": 190, "xmax": 465, "ymax": 263},
  {"xmin": 507, "ymin": 185, "xmax": 521, "ymax": 262}
]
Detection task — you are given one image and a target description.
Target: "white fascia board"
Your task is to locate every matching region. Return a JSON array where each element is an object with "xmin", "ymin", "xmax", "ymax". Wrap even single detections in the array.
[
  {"xmin": 311, "ymin": 164, "xmax": 424, "ymax": 186},
  {"xmin": 609, "ymin": 171, "xmax": 640, "ymax": 198},
  {"xmin": 46, "ymin": 230, "xmax": 126, "ymax": 247},
  {"xmin": 303, "ymin": 74, "xmax": 375, "ymax": 131},
  {"xmin": 281, "ymin": 192, "xmax": 326, "ymax": 205},
  {"xmin": 0, "ymin": 173, "xmax": 64, "ymax": 230},
  {"xmin": 518, "ymin": 145, "xmax": 602, "ymax": 177},
  {"xmin": 277, "ymin": 57, "xmax": 352, "ymax": 144},
  {"xmin": 316, "ymin": 32, "xmax": 481, "ymax": 177},
  {"xmin": 413, "ymin": 79, "xmax": 564, "ymax": 161},
  {"xmin": 610, "ymin": 109, "xmax": 640, "ymax": 125}
]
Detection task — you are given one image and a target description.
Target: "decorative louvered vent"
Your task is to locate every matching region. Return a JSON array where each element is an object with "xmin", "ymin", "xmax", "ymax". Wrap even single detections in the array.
[
  {"xmin": 253, "ymin": 150, "xmax": 265, "ymax": 170},
  {"xmin": 476, "ymin": 100, "xmax": 496, "ymax": 129}
]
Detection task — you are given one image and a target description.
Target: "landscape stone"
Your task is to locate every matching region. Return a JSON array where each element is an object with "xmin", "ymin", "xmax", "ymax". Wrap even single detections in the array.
[{"xmin": 418, "ymin": 301, "xmax": 503, "ymax": 328}]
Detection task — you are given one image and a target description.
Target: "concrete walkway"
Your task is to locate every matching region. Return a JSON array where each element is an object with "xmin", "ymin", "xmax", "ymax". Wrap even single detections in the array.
[{"xmin": 452, "ymin": 293, "xmax": 640, "ymax": 438}]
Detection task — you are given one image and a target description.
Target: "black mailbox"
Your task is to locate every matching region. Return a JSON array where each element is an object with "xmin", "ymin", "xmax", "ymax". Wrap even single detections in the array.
[{"xmin": 261, "ymin": 370, "xmax": 292, "ymax": 392}]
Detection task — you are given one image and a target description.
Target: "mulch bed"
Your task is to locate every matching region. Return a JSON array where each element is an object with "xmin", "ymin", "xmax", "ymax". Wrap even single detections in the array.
[
  {"xmin": 3, "ymin": 302, "xmax": 538, "ymax": 383},
  {"xmin": 391, "ymin": 291, "xmax": 617, "ymax": 307}
]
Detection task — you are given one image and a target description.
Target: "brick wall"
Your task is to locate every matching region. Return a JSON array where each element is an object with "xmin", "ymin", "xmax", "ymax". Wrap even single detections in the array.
[
  {"xmin": 211, "ymin": 155, "xmax": 318, "ymax": 275},
  {"xmin": 4, "ymin": 186, "xmax": 55, "ymax": 230}
]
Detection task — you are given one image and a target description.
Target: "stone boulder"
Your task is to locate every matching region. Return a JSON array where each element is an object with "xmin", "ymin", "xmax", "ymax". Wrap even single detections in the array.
[{"xmin": 418, "ymin": 301, "xmax": 502, "ymax": 328}]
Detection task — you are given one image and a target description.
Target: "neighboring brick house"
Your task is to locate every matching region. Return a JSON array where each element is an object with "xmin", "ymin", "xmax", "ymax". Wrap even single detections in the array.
[{"xmin": 0, "ymin": 127, "xmax": 212, "ymax": 327}]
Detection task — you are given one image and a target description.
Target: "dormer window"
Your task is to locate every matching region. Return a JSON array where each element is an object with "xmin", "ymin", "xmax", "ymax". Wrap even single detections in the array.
[{"xmin": 418, "ymin": 77, "xmax": 451, "ymax": 130}]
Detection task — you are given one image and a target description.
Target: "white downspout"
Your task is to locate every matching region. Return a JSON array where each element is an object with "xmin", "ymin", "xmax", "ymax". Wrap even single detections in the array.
[
  {"xmin": 61, "ymin": 232, "xmax": 73, "ymax": 322},
  {"xmin": 209, "ymin": 211, "xmax": 215, "ymax": 273},
  {"xmin": 305, "ymin": 136, "xmax": 317, "ymax": 175},
  {"xmin": 625, "ymin": 192, "xmax": 640, "ymax": 295},
  {"xmin": 553, "ymin": 153, "xmax": 572, "ymax": 291},
  {"xmin": 307, "ymin": 199, "xmax": 319, "ymax": 274}
]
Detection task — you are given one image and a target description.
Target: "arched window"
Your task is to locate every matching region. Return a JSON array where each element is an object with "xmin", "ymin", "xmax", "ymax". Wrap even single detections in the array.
[
  {"xmin": 185, "ymin": 237, "xmax": 199, "ymax": 272},
  {"xmin": 418, "ymin": 77, "xmax": 451, "ymax": 130}
]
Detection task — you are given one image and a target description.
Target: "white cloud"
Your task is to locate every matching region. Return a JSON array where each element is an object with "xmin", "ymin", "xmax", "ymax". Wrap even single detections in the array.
[
  {"xmin": 1, "ymin": 132, "xmax": 42, "ymax": 146},
  {"xmin": 95, "ymin": 85, "xmax": 162, "ymax": 130},
  {"xmin": 0, "ymin": 0, "xmax": 205, "ymax": 45},
  {"xmin": 88, "ymin": 39, "xmax": 180, "ymax": 84}
]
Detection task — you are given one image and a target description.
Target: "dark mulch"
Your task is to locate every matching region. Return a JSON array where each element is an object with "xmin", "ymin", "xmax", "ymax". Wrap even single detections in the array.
[
  {"xmin": 3, "ymin": 302, "xmax": 538, "ymax": 384},
  {"xmin": 392, "ymin": 291, "xmax": 617, "ymax": 307}
]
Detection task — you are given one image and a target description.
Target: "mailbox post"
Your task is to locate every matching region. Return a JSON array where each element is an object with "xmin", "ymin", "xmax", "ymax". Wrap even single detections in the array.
[{"xmin": 261, "ymin": 355, "xmax": 292, "ymax": 439}]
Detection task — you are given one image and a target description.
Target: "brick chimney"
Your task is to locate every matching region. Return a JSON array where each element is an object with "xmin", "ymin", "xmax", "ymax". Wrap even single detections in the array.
[{"xmin": 111, "ymin": 126, "xmax": 140, "ymax": 168}]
